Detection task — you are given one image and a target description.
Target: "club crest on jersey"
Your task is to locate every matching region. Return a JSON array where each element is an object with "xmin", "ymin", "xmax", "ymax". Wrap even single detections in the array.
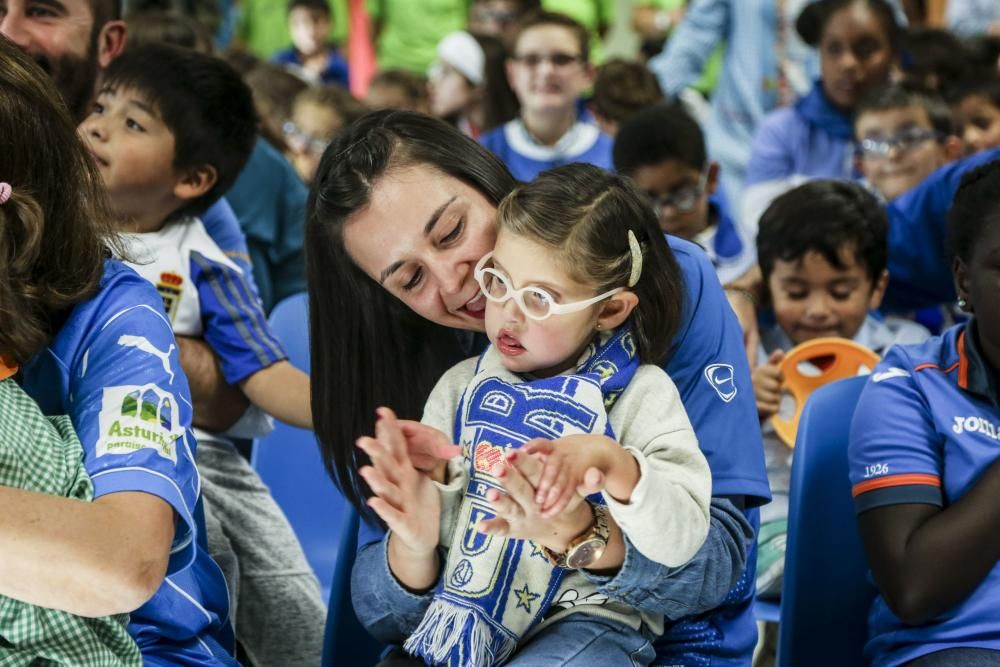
[
  {"xmin": 156, "ymin": 272, "xmax": 184, "ymax": 322},
  {"xmin": 96, "ymin": 384, "xmax": 185, "ymax": 462}
]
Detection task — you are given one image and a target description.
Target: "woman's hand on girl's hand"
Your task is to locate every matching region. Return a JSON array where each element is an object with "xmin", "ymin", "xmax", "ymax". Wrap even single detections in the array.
[
  {"xmin": 477, "ymin": 451, "xmax": 594, "ymax": 553},
  {"xmin": 397, "ymin": 420, "xmax": 462, "ymax": 482},
  {"xmin": 356, "ymin": 407, "xmax": 441, "ymax": 556},
  {"xmin": 522, "ymin": 436, "xmax": 621, "ymax": 518}
]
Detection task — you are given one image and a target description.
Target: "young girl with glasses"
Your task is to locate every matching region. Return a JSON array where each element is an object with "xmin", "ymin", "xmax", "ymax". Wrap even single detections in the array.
[{"xmin": 359, "ymin": 163, "xmax": 711, "ymax": 666}]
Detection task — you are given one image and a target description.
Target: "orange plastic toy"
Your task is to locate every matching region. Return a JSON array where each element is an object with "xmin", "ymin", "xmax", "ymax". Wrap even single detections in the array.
[{"xmin": 771, "ymin": 337, "xmax": 880, "ymax": 448}]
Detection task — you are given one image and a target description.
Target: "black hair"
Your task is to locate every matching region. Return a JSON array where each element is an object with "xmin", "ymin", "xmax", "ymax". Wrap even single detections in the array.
[
  {"xmin": 613, "ymin": 103, "xmax": 705, "ymax": 175},
  {"xmin": 796, "ymin": 0, "xmax": 902, "ymax": 52},
  {"xmin": 101, "ymin": 43, "xmax": 257, "ymax": 217},
  {"xmin": 949, "ymin": 77, "xmax": 1000, "ymax": 110},
  {"xmin": 288, "ymin": 0, "xmax": 330, "ymax": 16},
  {"xmin": 498, "ymin": 164, "xmax": 683, "ymax": 364},
  {"xmin": 855, "ymin": 81, "xmax": 954, "ymax": 137},
  {"xmin": 511, "ymin": 9, "xmax": 590, "ymax": 62},
  {"xmin": 591, "ymin": 58, "xmax": 664, "ymax": 127},
  {"xmin": 900, "ymin": 28, "xmax": 968, "ymax": 94},
  {"xmin": 307, "ymin": 110, "xmax": 516, "ymax": 515},
  {"xmin": 757, "ymin": 180, "xmax": 888, "ymax": 286},
  {"xmin": 949, "ymin": 160, "xmax": 1000, "ymax": 264}
]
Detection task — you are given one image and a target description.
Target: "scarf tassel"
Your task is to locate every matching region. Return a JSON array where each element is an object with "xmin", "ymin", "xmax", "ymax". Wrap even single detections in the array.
[{"xmin": 404, "ymin": 597, "xmax": 518, "ymax": 666}]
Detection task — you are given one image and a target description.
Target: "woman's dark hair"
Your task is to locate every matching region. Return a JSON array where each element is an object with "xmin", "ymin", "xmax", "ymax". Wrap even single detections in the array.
[
  {"xmin": 0, "ymin": 37, "xmax": 118, "ymax": 363},
  {"xmin": 757, "ymin": 180, "xmax": 888, "ymax": 287},
  {"xmin": 796, "ymin": 0, "xmax": 902, "ymax": 51},
  {"xmin": 307, "ymin": 110, "xmax": 516, "ymax": 514},
  {"xmin": 498, "ymin": 164, "xmax": 683, "ymax": 364},
  {"xmin": 949, "ymin": 161, "xmax": 1000, "ymax": 265},
  {"xmin": 475, "ymin": 33, "xmax": 520, "ymax": 132}
]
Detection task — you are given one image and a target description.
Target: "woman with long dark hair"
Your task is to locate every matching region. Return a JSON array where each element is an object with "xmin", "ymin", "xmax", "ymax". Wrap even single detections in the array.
[{"xmin": 307, "ymin": 110, "xmax": 769, "ymax": 665}]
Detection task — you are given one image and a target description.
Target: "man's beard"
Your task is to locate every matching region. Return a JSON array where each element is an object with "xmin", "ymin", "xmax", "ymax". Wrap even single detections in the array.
[{"xmin": 32, "ymin": 46, "xmax": 100, "ymax": 123}]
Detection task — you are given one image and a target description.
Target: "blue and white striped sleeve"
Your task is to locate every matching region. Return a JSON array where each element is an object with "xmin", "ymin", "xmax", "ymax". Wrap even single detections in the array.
[{"xmin": 190, "ymin": 250, "xmax": 287, "ymax": 385}]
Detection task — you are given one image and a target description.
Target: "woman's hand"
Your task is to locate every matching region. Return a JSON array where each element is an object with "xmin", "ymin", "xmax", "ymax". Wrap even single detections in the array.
[
  {"xmin": 397, "ymin": 420, "xmax": 462, "ymax": 482},
  {"xmin": 477, "ymin": 451, "xmax": 594, "ymax": 553},
  {"xmin": 356, "ymin": 408, "xmax": 442, "ymax": 556}
]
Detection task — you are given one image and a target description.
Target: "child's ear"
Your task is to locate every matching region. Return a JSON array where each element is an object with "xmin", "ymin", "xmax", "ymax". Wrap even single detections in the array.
[
  {"xmin": 867, "ymin": 269, "xmax": 890, "ymax": 310},
  {"xmin": 596, "ymin": 291, "xmax": 639, "ymax": 331},
  {"xmin": 706, "ymin": 161, "xmax": 720, "ymax": 196},
  {"xmin": 173, "ymin": 165, "xmax": 218, "ymax": 202},
  {"xmin": 942, "ymin": 134, "xmax": 964, "ymax": 163}
]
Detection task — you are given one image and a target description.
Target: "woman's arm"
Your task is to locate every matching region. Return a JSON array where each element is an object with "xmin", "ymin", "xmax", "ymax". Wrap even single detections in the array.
[
  {"xmin": 0, "ymin": 489, "xmax": 173, "ymax": 617},
  {"xmin": 351, "ymin": 538, "xmax": 437, "ymax": 644},
  {"xmin": 848, "ymin": 350, "xmax": 1000, "ymax": 624},
  {"xmin": 858, "ymin": 462, "xmax": 1000, "ymax": 624}
]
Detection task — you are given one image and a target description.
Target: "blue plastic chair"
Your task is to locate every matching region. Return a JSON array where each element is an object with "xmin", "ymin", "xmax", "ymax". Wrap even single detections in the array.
[
  {"xmin": 251, "ymin": 293, "xmax": 383, "ymax": 666},
  {"xmin": 251, "ymin": 292, "xmax": 348, "ymax": 602},
  {"xmin": 776, "ymin": 376, "xmax": 877, "ymax": 667}
]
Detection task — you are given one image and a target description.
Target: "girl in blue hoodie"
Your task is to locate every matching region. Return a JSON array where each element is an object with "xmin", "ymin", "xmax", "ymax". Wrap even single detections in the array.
[{"xmin": 741, "ymin": 0, "xmax": 901, "ymax": 240}]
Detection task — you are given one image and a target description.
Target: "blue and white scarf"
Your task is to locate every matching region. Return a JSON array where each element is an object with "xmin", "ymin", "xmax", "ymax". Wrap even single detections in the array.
[{"xmin": 405, "ymin": 327, "xmax": 639, "ymax": 666}]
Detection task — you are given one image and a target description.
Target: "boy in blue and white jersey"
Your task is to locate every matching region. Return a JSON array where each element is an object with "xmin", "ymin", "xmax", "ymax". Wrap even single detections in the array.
[
  {"xmin": 751, "ymin": 180, "xmax": 928, "ymax": 598},
  {"xmin": 614, "ymin": 103, "xmax": 755, "ymax": 286},
  {"xmin": 79, "ymin": 43, "xmax": 311, "ymax": 433},
  {"xmin": 78, "ymin": 42, "xmax": 325, "ymax": 663},
  {"xmin": 480, "ymin": 10, "xmax": 612, "ymax": 182}
]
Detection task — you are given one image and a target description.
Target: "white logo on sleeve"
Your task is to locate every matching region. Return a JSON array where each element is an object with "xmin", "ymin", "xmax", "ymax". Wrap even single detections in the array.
[
  {"xmin": 872, "ymin": 368, "xmax": 910, "ymax": 383},
  {"xmin": 952, "ymin": 415, "xmax": 1000, "ymax": 440},
  {"xmin": 704, "ymin": 363, "xmax": 738, "ymax": 403},
  {"xmin": 96, "ymin": 384, "xmax": 185, "ymax": 462},
  {"xmin": 118, "ymin": 335, "xmax": 175, "ymax": 384}
]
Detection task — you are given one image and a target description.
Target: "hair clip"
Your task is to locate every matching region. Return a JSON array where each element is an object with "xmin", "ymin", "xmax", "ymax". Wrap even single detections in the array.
[
  {"xmin": 0, "ymin": 183, "xmax": 11, "ymax": 206},
  {"xmin": 627, "ymin": 230, "xmax": 643, "ymax": 287}
]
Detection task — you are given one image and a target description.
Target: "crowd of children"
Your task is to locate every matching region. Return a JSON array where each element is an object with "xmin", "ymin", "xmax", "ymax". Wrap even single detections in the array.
[{"xmin": 4, "ymin": 0, "xmax": 1000, "ymax": 665}]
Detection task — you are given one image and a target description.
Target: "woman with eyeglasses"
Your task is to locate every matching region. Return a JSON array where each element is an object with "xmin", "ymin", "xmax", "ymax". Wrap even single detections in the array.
[
  {"xmin": 306, "ymin": 109, "xmax": 769, "ymax": 666},
  {"xmin": 742, "ymin": 0, "xmax": 901, "ymax": 239}
]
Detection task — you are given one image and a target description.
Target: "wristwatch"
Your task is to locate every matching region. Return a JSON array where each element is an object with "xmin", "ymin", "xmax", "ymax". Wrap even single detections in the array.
[{"xmin": 544, "ymin": 504, "xmax": 610, "ymax": 570}]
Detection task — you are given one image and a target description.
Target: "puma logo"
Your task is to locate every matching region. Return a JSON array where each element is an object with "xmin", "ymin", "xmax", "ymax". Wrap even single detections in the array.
[{"xmin": 118, "ymin": 335, "xmax": 175, "ymax": 384}]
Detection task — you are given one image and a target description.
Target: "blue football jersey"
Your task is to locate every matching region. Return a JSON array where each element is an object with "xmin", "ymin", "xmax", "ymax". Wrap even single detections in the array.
[{"xmin": 22, "ymin": 260, "xmax": 237, "ymax": 666}]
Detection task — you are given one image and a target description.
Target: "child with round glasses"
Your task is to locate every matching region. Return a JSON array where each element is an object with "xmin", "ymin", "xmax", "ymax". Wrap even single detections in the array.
[
  {"xmin": 854, "ymin": 82, "xmax": 961, "ymax": 202},
  {"xmin": 363, "ymin": 163, "xmax": 712, "ymax": 666}
]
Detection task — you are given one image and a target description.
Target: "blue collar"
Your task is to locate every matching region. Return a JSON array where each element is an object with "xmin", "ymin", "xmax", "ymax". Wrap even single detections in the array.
[
  {"xmin": 707, "ymin": 193, "xmax": 743, "ymax": 261},
  {"xmin": 794, "ymin": 80, "xmax": 855, "ymax": 141},
  {"xmin": 962, "ymin": 320, "xmax": 1000, "ymax": 408}
]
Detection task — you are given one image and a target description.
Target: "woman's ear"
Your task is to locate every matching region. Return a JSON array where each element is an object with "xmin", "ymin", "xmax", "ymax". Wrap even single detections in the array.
[
  {"xmin": 596, "ymin": 291, "xmax": 638, "ymax": 331},
  {"xmin": 706, "ymin": 161, "xmax": 720, "ymax": 196},
  {"xmin": 953, "ymin": 256, "xmax": 971, "ymax": 310}
]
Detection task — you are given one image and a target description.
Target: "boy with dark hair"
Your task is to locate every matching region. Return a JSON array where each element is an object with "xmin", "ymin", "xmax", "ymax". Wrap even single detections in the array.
[
  {"xmin": 751, "ymin": 180, "xmax": 928, "ymax": 598},
  {"xmin": 480, "ymin": 9, "xmax": 612, "ymax": 182},
  {"xmin": 854, "ymin": 82, "xmax": 962, "ymax": 202},
  {"xmin": 272, "ymin": 0, "xmax": 349, "ymax": 87},
  {"xmin": 590, "ymin": 58, "xmax": 664, "ymax": 137},
  {"xmin": 951, "ymin": 78, "xmax": 1000, "ymax": 155},
  {"xmin": 614, "ymin": 103, "xmax": 754, "ymax": 284}
]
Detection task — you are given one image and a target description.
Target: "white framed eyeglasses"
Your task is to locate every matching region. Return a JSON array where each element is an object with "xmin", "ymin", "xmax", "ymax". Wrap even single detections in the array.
[{"xmin": 473, "ymin": 252, "xmax": 623, "ymax": 321}]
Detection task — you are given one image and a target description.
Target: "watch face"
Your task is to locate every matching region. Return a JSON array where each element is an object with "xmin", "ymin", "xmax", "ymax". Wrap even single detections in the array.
[{"xmin": 566, "ymin": 538, "xmax": 607, "ymax": 569}]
